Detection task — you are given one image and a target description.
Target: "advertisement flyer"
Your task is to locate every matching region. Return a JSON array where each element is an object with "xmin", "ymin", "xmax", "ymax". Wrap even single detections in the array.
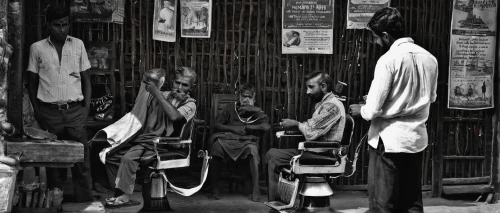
[
  {"xmin": 282, "ymin": 0, "xmax": 334, "ymax": 54},
  {"xmin": 347, "ymin": 0, "xmax": 390, "ymax": 29},
  {"xmin": 70, "ymin": 0, "xmax": 125, "ymax": 24},
  {"xmin": 180, "ymin": 0, "xmax": 211, "ymax": 38},
  {"xmin": 448, "ymin": 0, "xmax": 496, "ymax": 109},
  {"xmin": 153, "ymin": 0, "xmax": 178, "ymax": 42}
]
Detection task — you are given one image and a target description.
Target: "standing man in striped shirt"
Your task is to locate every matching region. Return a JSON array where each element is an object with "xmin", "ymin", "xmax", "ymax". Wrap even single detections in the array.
[
  {"xmin": 27, "ymin": 4, "xmax": 93, "ymax": 203},
  {"xmin": 349, "ymin": 7, "xmax": 438, "ymax": 213}
]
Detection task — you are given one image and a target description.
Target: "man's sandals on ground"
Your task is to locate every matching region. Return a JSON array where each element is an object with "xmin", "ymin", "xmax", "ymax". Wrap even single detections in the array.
[{"xmin": 104, "ymin": 195, "xmax": 141, "ymax": 209}]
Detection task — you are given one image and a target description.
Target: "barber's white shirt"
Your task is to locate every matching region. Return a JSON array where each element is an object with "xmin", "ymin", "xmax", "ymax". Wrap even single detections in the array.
[{"xmin": 361, "ymin": 38, "xmax": 438, "ymax": 153}]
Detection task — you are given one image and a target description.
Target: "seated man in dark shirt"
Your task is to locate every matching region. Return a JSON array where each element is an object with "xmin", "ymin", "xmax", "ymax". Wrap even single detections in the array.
[{"xmin": 208, "ymin": 84, "xmax": 270, "ymax": 202}]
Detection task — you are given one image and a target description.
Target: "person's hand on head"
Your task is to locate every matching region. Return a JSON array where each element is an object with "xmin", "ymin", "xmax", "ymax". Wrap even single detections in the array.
[{"xmin": 143, "ymin": 78, "xmax": 161, "ymax": 97}]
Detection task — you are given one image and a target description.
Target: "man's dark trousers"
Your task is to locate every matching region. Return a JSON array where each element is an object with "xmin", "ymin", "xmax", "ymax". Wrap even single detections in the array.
[
  {"xmin": 38, "ymin": 102, "xmax": 93, "ymax": 202},
  {"xmin": 367, "ymin": 139, "xmax": 424, "ymax": 213}
]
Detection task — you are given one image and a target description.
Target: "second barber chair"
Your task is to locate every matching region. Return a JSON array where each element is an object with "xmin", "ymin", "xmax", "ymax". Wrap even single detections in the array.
[{"xmin": 265, "ymin": 114, "xmax": 358, "ymax": 213}]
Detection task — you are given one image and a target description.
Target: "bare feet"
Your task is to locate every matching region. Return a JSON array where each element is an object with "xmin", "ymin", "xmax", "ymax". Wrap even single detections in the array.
[{"xmin": 250, "ymin": 189, "xmax": 261, "ymax": 202}]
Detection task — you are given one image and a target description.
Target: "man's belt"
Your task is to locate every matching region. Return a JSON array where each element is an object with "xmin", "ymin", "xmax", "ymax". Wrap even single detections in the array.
[{"xmin": 38, "ymin": 100, "xmax": 83, "ymax": 110}]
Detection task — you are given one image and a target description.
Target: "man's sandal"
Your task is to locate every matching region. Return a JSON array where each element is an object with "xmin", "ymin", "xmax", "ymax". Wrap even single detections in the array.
[{"xmin": 104, "ymin": 195, "xmax": 140, "ymax": 209}]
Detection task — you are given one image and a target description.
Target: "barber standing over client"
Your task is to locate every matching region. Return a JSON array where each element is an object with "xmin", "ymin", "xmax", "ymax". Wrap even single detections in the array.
[
  {"xmin": 349, "ymin": 7, "xmax": 438, "ymax": 213},
  {"xmin": 27, "ymin": 4, "xmax": 93, "ymax": 203}
]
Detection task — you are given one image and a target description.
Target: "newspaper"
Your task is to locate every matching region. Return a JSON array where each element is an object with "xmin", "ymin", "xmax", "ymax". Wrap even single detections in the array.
[
  {"xmin": 448, "ymin": 0, "xmax": 496, "ymax": 110},
  {"xmin": 180, "ymin": 0, "xmax": 211, "ymax": 38},
  {"xmin": 70, "ymin": 0, "xmax": 125, "ymax": 24},
  {"xmin": 347, "ymin": 0, "xmax": 391, "ymax": 29},
  {"xmin": 153, "ymin": 0, "xmax": 178, "ymax": 42},
  {"xmin": 282, "ymin": 0, "xmax": 334, "ymax": 54}
]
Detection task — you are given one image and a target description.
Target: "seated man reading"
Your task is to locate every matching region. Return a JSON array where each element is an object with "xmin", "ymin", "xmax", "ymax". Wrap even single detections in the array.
[
  {"xmin": 101, "ymin": 67, "xmax": 197, "ymax": 208},
  {"xmin": 208, "ymin": 84, "xmax": 271, "ymax": 202},
  {"xmin": 265, "ymin": 71, "xmax": 346, "ymax": 201}
]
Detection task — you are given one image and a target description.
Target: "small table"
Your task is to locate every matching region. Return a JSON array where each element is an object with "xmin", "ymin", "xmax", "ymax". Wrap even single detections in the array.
[{"xmin": 6, "ymin": 140, "xmax": 84, "ymax": 210}]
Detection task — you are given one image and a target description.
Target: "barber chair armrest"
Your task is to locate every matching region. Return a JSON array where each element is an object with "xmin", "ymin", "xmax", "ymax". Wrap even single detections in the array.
[
  {"xmin": 298, "ymin": 141, "xmax": 340, "ymax": 151},
  {"xmin": 156, "ymin": 137, "xmax": 192, "ymax": 144},
  {"xmin": 276, "ymin": 131, "xmax": 303, "ymax": 138}
]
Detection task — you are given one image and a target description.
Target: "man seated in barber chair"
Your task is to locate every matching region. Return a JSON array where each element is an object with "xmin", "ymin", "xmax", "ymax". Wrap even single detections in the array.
[
  {"xmin": 265, "ymin": 70, "xmax": 346, "ymax": 201},
  {"xmin": 95, "ymin": 67, "xmax": 197, "ymax": 208},
  {"xmin": 208, "ymin": 83, "xmax": 270, "ymax": 202}
]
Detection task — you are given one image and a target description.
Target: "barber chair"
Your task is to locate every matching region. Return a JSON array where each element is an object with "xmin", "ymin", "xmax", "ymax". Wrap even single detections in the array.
[
  {"xmin": 265, "ymin": 115, "xmax": 357, "ymax": 213},
  {"xmin": 141, "ymin": 118, "xmax": 204, "ymax": 211}
]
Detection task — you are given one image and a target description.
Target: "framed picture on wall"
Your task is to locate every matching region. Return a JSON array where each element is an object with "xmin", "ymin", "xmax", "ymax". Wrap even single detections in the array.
[
  {"xmin": 70, "ymin": 0, "xmax": 125, "ymax": 24},
  {"xmin": 85, "ymin": 42, "xmax": 115, "ymax": 74}
]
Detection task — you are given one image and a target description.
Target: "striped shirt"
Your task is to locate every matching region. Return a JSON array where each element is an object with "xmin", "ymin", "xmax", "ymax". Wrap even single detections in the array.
[
  {"xmin": 27, "ymin": 36, "xmax": 91, "ymax": 103},
  {"xmin": 298, "ymin": 92, "xmax": 345, "ymax": 142},
  {"xmin": 162, "ymin": 91, "xmax": 197, "ymax": 122},
  {"xmin": 361, "ymin": 38, "xmax": 438, "ymax": 153}
]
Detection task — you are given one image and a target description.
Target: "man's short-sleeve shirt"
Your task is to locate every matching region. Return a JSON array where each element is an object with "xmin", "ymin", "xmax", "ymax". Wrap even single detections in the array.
[{"xmin": 27, "ymin": 36, "xmax": 91, "ymax": 103}]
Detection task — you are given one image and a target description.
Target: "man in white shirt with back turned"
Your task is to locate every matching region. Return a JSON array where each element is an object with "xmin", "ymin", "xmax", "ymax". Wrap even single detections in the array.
[{"xmin": 349, "ymin": 7, "xmax": 438, "ymax": 213}]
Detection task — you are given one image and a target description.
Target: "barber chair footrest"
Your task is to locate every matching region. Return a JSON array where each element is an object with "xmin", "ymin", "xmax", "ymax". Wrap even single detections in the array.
[{"xmin": 265, "ymin": 173, "xmax": 300, "ymax": 211}]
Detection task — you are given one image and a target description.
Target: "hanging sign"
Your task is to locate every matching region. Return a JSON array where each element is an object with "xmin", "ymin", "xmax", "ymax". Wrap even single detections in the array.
[
  {"xmin": 282, "ymin": 0, "xmax": 334, "ymax": 54},
  {"xmin": 180, "ymin": 0, "xmax": 212, "ymax": 38},
  {"xmin": 153, "ymin": 0, "xmax": 178, "ymax": 42},
  {"xmin": 448, "ymin": 0, "xmax": 497, "ymax": 110},
  {"xmin": 346, "ymin": 0, "xmax": 391, "ymax": 29},
  {"xmin": 70, "ymin": 0, "xmax": 125, "ymax": 24}
]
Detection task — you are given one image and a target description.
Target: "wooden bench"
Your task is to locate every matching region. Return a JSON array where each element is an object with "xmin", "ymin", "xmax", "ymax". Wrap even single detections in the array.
[{"xmin": 6, "ymin": 140, "xmax": 84, "ymax": 212}]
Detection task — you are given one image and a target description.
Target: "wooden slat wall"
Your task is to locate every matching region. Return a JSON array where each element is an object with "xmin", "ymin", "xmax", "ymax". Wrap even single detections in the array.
[{"xmin": 22, "ymin": 0, "xmax": 494, "ymax": 189}]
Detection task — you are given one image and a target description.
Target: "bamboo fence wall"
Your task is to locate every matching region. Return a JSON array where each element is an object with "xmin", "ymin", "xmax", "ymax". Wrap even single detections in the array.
[{"xmin": 23, "ymin": 0, "xmax": 494, "ymax": 193}]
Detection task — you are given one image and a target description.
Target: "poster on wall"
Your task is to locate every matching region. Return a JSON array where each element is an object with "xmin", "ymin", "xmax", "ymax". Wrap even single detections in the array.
[
  {"xmin": 0, "ymin": 0, "xmax": 6, "ymax": 39},
  {"xmin": 86, "ymin": 43, "xmax": 114, "ymax": 74},
  {"xmin": 153, "ymin": 0, "xmax": 177, "ymax": 42},
  {"xmin": 180, "ymin": 0, "xmax": 211, "ymax": 38},
  {"xmin": 0, "ymin": 38, "xmax": 12, "ymax": 122},
  {"xmin": 346, "ymin": 0, "xmax": 390, "ymax": 29},
  {"xmin": 282, "ymin": 0, "xmax": 334, "ymax": 54},
  {"xmin": 70, "ymin": 0, "xmax": 125, "ymax": 24},
  {"xmin": 448, "ymin": 0, "xmax": 496, "ymax": 110}
]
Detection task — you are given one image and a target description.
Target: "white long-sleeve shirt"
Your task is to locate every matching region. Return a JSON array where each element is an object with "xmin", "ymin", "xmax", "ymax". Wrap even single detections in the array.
[{"xmin": 361, "ymin": 38, "xmax": 438, "ymax": 153}]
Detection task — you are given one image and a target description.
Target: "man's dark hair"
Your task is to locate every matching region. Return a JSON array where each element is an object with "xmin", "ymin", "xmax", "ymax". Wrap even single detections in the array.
[
  {"xmin": 46, "ymin": 4, "xmax": 71, "ymax": 23},
  {"xmin": 238, "ymin": 83, "xmax": 256, "ymax": 96},
  {"xmin": 367, "ymin": 7, "xmax": 405, "ymax": 40},
  {"xmin": 305, "ymin": 71, "xmax": 333, "ymax": 92}
]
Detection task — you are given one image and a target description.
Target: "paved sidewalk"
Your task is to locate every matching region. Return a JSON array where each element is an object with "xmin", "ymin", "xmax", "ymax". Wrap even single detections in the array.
[{"xmin": 62, "ymin": 190, "xmax": 499, "ymax": 213}]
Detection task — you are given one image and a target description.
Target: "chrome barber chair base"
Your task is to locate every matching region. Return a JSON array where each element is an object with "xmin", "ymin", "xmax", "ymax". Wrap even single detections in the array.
[
  {"xmin": 296, "ymin": 177, "xmax": 336, "ymax": 213},
  {"xmin": 141, "ymin": 171, "xmax": 173, "ymax": 212},
  {"xmin": 296, "ymin": 196, "xmax": 337, "ymax": 213},
  {"xmin": 295, "ymin": 207, "xmax": 338, "ymax": 213}
]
